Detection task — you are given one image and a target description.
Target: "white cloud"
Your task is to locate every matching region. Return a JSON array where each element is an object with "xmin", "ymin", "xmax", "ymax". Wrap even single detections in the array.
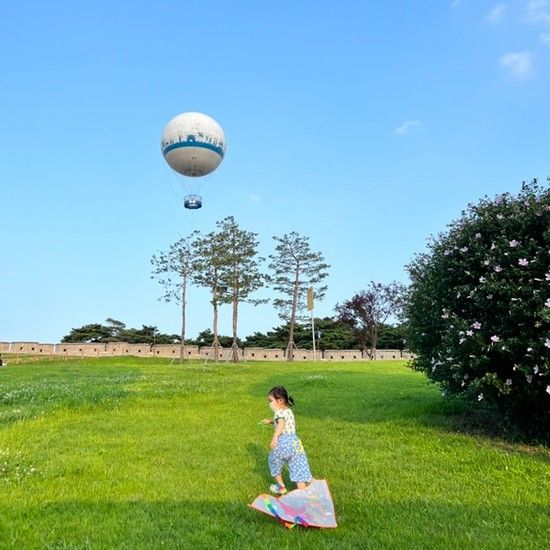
[
  {"xmin": 540, "ymin": 31, "xmax": 550, "ymax": 43},
  {"xmin": 499, "ymin": 51, "xmax": 534, "ymax": 79},
  {"xmin": 394, "ymin": 120, "xmax": 421, "ymax": 135},
  {"xmin": 244, "ymin": 193, "xmax": 261, "ymax": 204},
  {"xmin": 525, "ymin": 0, "xmax": 550, "ymax": 24},
  {"xmin": 487, "ymin": 4, "xmax": 507, "ymax": 24}
]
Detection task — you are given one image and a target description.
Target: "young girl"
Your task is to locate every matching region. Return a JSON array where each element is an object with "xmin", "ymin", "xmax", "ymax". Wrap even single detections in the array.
[{"xmin": 261, "ymin": 386, "xmax": 312, "ymax": 495}]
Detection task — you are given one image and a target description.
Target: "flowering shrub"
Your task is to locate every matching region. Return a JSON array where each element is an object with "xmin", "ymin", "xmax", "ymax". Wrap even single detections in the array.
[{"xmin": 406, "ymin": 181, "xmax": 550, "ymax": 435}]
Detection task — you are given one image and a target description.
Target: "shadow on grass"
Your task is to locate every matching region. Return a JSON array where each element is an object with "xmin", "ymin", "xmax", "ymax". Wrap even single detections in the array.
[
  {"xmin": 246, "ymin": 443, "xmax": 271, "ymax": 484},
  {"xmin": 419, "ymin": 396, "xmax": 550, "ymax": 450},
  {"xmin": 0, "ymin": 499, "xmax": 548, "ymax": 549},
  {"xmin": 249, "ymin": 369, "xmax": 436, "ymax": 424},
  {"xmin": 249, "ymin": 369, "xmax": 550, "ymax": 451}
]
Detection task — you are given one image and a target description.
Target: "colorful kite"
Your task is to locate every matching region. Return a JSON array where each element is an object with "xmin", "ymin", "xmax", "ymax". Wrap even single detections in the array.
[{"xmin": 249, "ymin": 479, "xmax": 337, "ymax": 529}]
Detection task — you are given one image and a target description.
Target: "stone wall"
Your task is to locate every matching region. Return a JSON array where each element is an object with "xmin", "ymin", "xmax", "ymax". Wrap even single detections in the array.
[
  {"xmin": 9, "ymin": 342, "xmax": 56, "ymax": 355},
  {"xmin": 1, "ymin": 341, "xmax": 414, "ymax": 361},
  {"xmin": 150, "ymin": 345, "xmax": 200, "ymax": 359},
  {"xmin": 374, "ymin": 349, "xmax": 415, "ymax": 360},
  {"xmin": 324, "ymin": 349, "xmax": 364, "ymax": 361},
  {"xmin": 0, "ymin": 342, "xmax": 12, "ymax": 353},
  {"xmin": 199, "ymin": 346, "xmax": 235, "ymax": 360},
  {"xmin": 243, "ymin": 348, "xmax": 284, "ymax": 361},
  {"xmin": 288, "ymin": 349, "xmax": 316, "ymax": 361}
]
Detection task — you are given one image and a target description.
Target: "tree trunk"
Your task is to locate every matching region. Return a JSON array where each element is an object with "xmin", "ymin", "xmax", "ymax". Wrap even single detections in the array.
[
  {"xmin": 286, "ymin": 263, "xmax": 301, "ymax": 362},
  {"xmin": 374, "ymin": 323, "xmax": 379, "ymax": 359},
  {"xmin": 368, "ymin": 324, "xmax": 378, "ymax": 360},
  {"xmin": 231, "ymin": 268, "xmax": 240, "ymax": 363},
  {"xmin": 212, "ymin": 291, "xmax": 220, "ymax": 362},
  {"xmin": 180, "ymin": 272, "xmax": 187, "ymax": 366}
]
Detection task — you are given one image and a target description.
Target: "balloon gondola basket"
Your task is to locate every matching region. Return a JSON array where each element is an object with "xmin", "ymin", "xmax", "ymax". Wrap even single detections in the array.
[{"xmin": 184, "ymin": 195, "xmax": 202, "ymax": 210}]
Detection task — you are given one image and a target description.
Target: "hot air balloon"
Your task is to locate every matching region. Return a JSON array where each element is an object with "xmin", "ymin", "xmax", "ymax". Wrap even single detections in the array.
[{"xmin": 161, "ymin": 112, "xmax": 226, "ymax": 209}]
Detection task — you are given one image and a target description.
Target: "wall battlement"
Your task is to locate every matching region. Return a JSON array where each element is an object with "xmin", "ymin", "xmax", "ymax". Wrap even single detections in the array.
[{"xmin": 0, "ymin": 341, "xmax": 414, "ymax": 361}]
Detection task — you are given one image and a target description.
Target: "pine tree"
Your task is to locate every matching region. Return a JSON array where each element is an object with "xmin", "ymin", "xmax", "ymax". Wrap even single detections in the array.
[{"xmin": 268, "ymin": 232, "xmax": 329, "ymax": 361}]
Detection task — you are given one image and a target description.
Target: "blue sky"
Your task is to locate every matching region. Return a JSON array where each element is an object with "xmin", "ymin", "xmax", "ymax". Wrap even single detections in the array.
[{"xmin": 1, "ymin": 0, "xmax": 549, "ymax": 343}]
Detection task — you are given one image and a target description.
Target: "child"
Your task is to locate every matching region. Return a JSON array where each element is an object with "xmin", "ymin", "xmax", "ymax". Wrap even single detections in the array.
[{"xmin": 261, "ymin": 385, "xmax": 312, "ymax": 495}]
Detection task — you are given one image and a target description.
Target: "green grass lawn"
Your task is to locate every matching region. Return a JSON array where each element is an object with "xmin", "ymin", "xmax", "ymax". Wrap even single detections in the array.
[{"xmin": 0, "ymin": 357, "xmax": 548, "ymax": 549}]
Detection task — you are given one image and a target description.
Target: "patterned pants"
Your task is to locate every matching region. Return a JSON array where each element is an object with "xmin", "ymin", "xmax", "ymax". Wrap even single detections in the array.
[{"xmin": 268, "ymin": 433, "xmax": 312, "ymax": 483}]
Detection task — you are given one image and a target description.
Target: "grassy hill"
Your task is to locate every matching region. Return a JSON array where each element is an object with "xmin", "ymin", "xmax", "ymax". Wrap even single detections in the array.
[{"xmin": 0, "ymin": 357, "xmax": 548, "ymax": 549}]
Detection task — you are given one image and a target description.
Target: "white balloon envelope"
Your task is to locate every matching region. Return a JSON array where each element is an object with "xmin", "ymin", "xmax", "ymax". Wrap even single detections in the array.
[{"xmin": 161, "ymin": 112, "xmax": 226, "ymax": 177}]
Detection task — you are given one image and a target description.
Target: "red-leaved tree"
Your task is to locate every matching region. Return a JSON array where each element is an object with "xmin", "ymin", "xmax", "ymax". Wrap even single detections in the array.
[{"xmin": 335, "ymin": 282, "xmax": 407, "ymax": 358}]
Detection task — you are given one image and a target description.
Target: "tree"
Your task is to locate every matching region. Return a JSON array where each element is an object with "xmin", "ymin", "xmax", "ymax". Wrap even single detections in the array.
[
  {"xmin": 105, "ymin": 318, "xmax": 127, "ymax": 341},
  {"xmin": 194, "ymin": 329, "xmax": 241, "ymax": 349},
  {"xmin": 268, "ymin": 232, "xmax": 329, "ymax": 361},
  {"xmin": 406, "ymin": 180, "xmax": 550, "ymax": 439},
  {"xmin": 151, "ymin": 234, "xmax": 196, "ymax": 364},
  {"xmin": 377, "ymin": 323, "xmax": 409, "ymax": 350},
  {"xmin": 191, "ymin": 230, "xmax": 229, "ymax": 362},
  {"xmin": 61, "ymin": 323, "xmax": 112, "ymax": 343},
  {"xmin": 313, "ymin": 317, "xmax": 358, "ymax": 351},
  {"xmin": 61, "ymin": 320, "xmax": 178, "ymax": 344},
  {"xmin": 335, "ymin": 282, "xmax": 407, "ymax": 358},
  {"xmin": 217, "ymin": 216, "xmax": 267, "ymax": 362},
  {"xmin": 243, "ymin": 317, "xmax": 356, "ymax": 350}
]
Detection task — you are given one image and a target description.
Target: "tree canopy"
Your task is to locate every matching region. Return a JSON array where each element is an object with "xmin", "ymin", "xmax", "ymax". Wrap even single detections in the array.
[
  {"xmin": 406, "ymin": 180, "xmax": 550, "ymax": 438},
  {"xmin": 62, "ymin": 319, "xmax": 180, "ymax": 344}
]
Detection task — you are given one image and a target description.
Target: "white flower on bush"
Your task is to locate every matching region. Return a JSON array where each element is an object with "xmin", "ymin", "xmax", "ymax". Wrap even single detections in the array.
[
  {"xmin": 475, "ymin": 233, "xmax": 482, "ymax": 239},
  {"xmin": 466, "ymin": 330, "xmax": 474, "ymax": 336},
  {"xmin": 526, "ymin": 375, "xmax": 533, "ymax": 383},
  {"xmin": 509, "ymin": 240, "xmax": 519, "ymax": 247},
  {"xmin": 505, "ymin": 379, "xmax": 512, "ymax": 386},
  {"xmin": 483, "ymin": 260, "xmax": 490, "ymax": 266},
  {"xmin": 545, "ymin": 273, "xmax": 550, "ymax": 281},
  {"xmin": 497, "ymin": 214, "xmax": 504, "ymax": 220},
  {"xmin": 490, "ymin": 335, "xmax": 500, "ymax": 343},
  {"xmin": 459, "ymin": 337, "xmax": 466, "ymax": 344},
  {"xmin": 545, "ymin": 338, "xmax": 550, "ymax": 349},
  {"xmin": 547, "ymin": 386, "xmax": 550, "ymax": 395},
  {"xmin": 518, "ymin": 258, "xmax": 529, "ymax": 266},
  {"xmin": 494, "ymin": 265, "xmax": 503, "ymax": 272},
  {"xmin": 534, "ymin": 366, "xmax": 539, "ymax": 374},
  {"xmin": 544, "ymin": 298, "xmax": 550, "ymax": 308},
  {"xmin": 478, "ymin": 393, "xmax": 484, "ymax": 401},
  {"xmin": 479, "ymin": 276, "xmax": 487, "ymax": 283},
  {"xmin": 472, "ymin": 322, "xmax": 481, "ymax": 330}
]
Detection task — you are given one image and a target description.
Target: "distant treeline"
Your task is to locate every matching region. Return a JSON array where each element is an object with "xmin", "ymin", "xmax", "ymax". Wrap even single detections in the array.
[{"xmin": 62, "ymin": 317, "xmax": 408, "ymax": 350}]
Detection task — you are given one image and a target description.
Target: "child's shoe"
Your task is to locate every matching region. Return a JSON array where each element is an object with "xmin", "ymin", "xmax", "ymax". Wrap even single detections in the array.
[{"xmin": 269, "ymin": 483, "xmax": 288, "ymax": 495}]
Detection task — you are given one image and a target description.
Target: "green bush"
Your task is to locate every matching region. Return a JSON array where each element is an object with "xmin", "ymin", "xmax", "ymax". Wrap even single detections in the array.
[{"xmin": 406, "ymin": 181, "xmax": 550, "ymax": 437}]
